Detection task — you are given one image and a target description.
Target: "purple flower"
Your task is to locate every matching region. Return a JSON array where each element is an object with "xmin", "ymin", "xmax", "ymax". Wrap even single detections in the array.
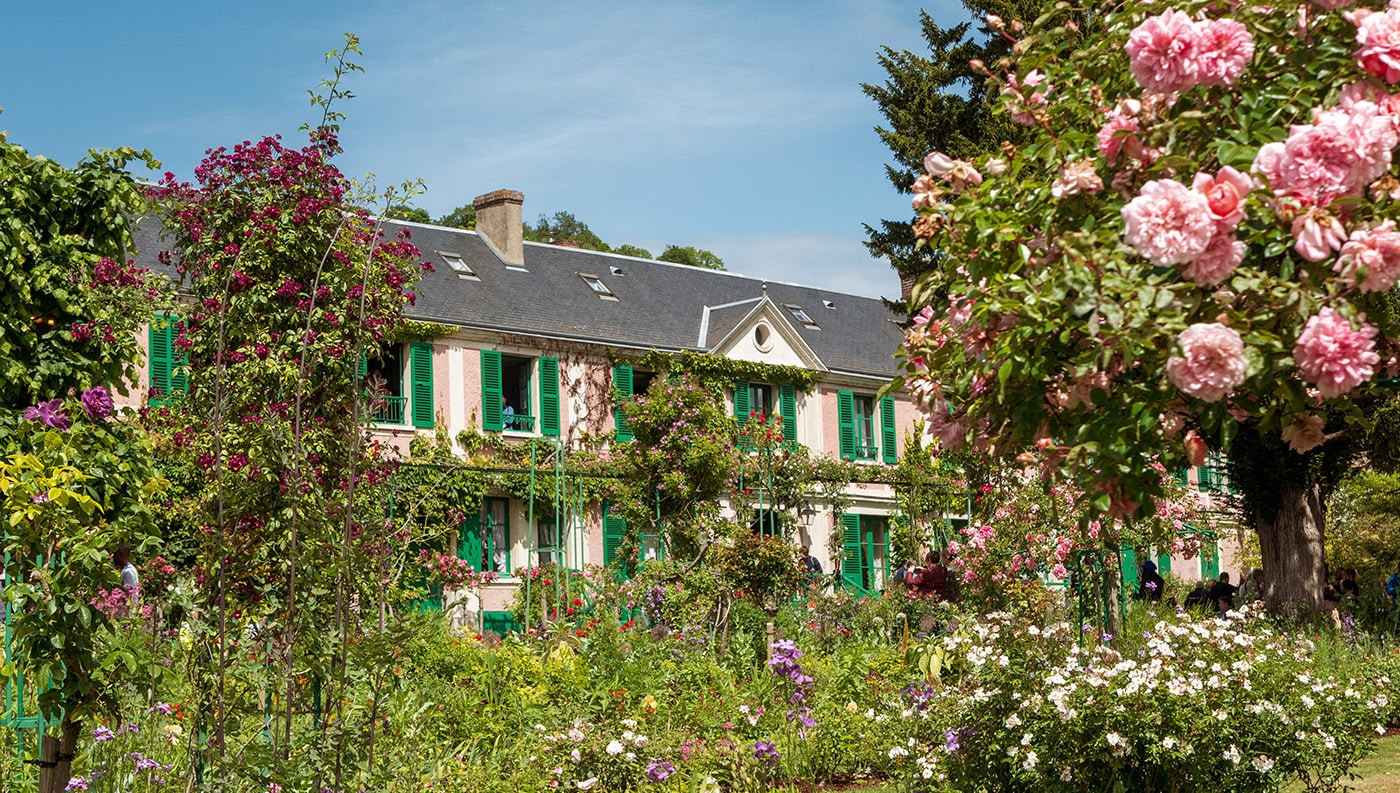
[
  {"xmin": 91, "ymin": 726, "xmax": 114, "ymax": 742},
  {"xmin": 23, "ymin": 399, "xmax": 71, "ymax": 430},
  {"xmin": 752, "ymin": 740, "xmax": 780, "ymax": 768},
  {"xmin": 65, "ymin": 778, "xmax": 90, "ymax": 791},
  {"xmin": 129, "ymin": 752, "xmax": 159, "ymax": 771},
  {"xmin": 81, "ymin": 387, "xmax": 114, "ymax": 420},
  {"xmin": 644, "ymin": 760, "xmax": 675, "ymax": 782},
  {"xmin": 945, "ymin": 729, "xmax": 961, "ymax": 753},
  {"xmin": 148, "ymin": 702, "xmax": 174, "ymax": 715}
]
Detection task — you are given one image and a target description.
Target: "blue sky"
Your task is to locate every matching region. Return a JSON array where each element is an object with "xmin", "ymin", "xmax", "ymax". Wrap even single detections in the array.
[{"xmin": 1, "ymin": 0, "xmax": 968, "ymax": 299}]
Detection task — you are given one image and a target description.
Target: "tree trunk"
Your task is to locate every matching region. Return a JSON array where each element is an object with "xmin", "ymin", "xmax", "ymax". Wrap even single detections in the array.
[
  {"xmin": 53, "ymin": 718, "xmax": 81, "ymax": 793},
  {"xmin": 1257, "ymin": 479, "xmax": 1325, "ymax": 615}
]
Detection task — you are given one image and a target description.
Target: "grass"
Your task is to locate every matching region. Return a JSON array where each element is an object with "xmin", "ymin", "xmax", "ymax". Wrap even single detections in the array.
[{"xmin": 844, "ymin": 738, "xmax": 1400, "ymax": 793}]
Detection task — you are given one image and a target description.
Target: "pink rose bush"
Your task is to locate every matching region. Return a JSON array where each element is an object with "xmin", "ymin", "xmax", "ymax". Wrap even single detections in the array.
[{"xmin": 901, "ymin": 0, "xmax": 1400, "ymax": 535}]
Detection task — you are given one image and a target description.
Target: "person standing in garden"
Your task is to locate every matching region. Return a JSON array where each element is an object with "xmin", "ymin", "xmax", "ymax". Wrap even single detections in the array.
[
  {"xmin": 113, "ymin": 544, "xmax": 139, "ymax": 595},
  {"xmin": 1137, "ymin": 560, "xmax": 1165, "ymax": 602},
  {"xmin": 1238, "ymin": 569, "xmax": 1265, "ymax": 605},
  {"xmin": 1209, "ymin": 572, "xmax": 1237, "ymax": 615},
  {"xmin": 919, "ymin": 551, "xmax": 948, "ymax": 601}
]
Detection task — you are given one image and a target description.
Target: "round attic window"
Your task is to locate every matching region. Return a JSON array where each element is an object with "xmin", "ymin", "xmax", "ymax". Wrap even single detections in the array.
[{"xmin": 754, "ymin": 323, "xmax": 773, "ymax": 352}]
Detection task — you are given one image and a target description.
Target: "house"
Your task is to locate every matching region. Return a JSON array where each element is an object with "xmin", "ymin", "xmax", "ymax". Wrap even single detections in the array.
[{"xmin": 126, "ymin": 189, "xmax": 926, "ymax": 630}]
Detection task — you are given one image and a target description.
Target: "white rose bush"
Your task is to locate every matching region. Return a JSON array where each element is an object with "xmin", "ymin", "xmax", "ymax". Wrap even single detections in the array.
[
  {"xmin": 900, "ymin": 0, "xmax": 1400, "ymax": 611},
  {"xmin": 888, "ymin": 608, "xmax": 1390, "ymax": 792}
]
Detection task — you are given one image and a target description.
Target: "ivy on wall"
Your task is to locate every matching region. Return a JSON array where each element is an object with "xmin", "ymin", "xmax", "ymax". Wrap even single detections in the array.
[{"xmin": 636, "ymin": 350, "xmax": 818, "ymax": 392}]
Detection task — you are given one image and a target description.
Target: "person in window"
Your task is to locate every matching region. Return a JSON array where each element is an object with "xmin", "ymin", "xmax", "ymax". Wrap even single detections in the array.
[
  {"xmin": 801, "ymin": 546, "xmax": 823, "ymax": 577},
  {"xmin": 502, "ymin": 395, "xmax": 515, "ymax": 429}
]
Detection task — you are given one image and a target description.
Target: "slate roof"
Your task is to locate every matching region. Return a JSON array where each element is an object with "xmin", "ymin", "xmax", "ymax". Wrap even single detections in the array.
[{"xmin": 128, "ymin": 216, "xmax": 907, "ymax": 379}]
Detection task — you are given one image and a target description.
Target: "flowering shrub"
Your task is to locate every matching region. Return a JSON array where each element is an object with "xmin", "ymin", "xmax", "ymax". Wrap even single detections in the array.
[
  {"xmin": 892, "ymin": 608, "xmax": 1387, "ymax": 792},
  {"xmin": 420, "ymin": 550, "xmax": 499, "ymax": 590},
  {"xmin": 899, "ymin": 0, "xmax": 1400, "ymax": 610}
]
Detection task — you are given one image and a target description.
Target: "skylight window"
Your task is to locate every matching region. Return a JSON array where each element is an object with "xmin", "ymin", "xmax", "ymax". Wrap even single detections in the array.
[
  {"xmin": 579, "ymin": 273, "xmax": 616, "ymax": 299},
  {"xmin": 610, "ymin": 266, "xmax": 625, "ymax": 276},
  {"xmin": 787, "ymin": 304, "xmax": 818, "ymax": 327},
  {"xmin": 823, "ymin": 300, "xmax": 835, "ymax": 309},
  {"xmin": 438, "ymin": 251, "xmax": 477, "ymax": 279}
]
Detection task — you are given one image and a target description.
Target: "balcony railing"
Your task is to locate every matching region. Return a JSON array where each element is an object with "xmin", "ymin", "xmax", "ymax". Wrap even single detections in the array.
[
  {"xmin": 366, "ymin": 395, "xmax": 407, "ymax": 426},
  {"xmin": 854, "ymin": 442, "xmax": 879, "ymax": 460},
  {"xmin": 503, "ymin": 413, "xmax": 535, "ymax": 432}
]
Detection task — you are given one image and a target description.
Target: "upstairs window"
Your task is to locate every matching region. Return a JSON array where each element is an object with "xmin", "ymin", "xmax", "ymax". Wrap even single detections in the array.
[
  {"xmin": 839, "ymin": 392, "xmax": 898, "ymax": 463},
  {"xmin": 735, "ymin": 379, "xmax": 798, "ymax": 451},
  {"xmin": 362, "ymin": 342, "xmax": 434, "ymax": 428},
  {"xmin": 481, "ymin": 351, "xmax": 560, "ymax": 436},
  {"xmin": 612, "ymin": 364, "xmax": 657, "ymax": 441}
]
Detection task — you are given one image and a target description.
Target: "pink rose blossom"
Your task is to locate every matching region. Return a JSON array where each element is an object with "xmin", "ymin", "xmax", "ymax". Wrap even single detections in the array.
[
  {"xmin": 1335, "ymin": 219, "xmax": 1400, "ymax": 291},
  {"xmin": 1281, "ymin": 414, "xmax": 1327, "ymax": 453},
  {"xmin": 1051, "ymin": 160, "xmax": 1104, "ymax": 198},
  {"xmin": 1191, "ymin": 167, "xmax": 1253, "ymax": 227},
  {"xmin": 1351, "ymin": 6, "xmax": 1400, "ymax": 84},
  {"xmin": 1293, "ymin": 307, "xmax": 1380, "ymax": 398},
  {"xmin": 1291, "ymin": 212, "xmax": 1347, "ymax": 262},
  {"xmin": 1004, "ymin": 70, "xmax": 1050, "ymax": 125},
  {"xmin": 924, "ymin": 151, "xmax": 983, "ymax": 191},
  {"xmin": 1122, "ymin": 180, "xmax": 1216, "ymax": 265},
  {"xmin": 910, "ymin": 174, "xmax": 939, "ymax": 210},
  {"xmin": 1182, "ymin": 231, "xmax": 1246, "ymax": 286},
  {"xmin": 1337, "ymin": 80, "xmax": 1400, "ymax": 124},
  {"xmin": 1253, "ymin": 102, "xmax": 1398, "ymax": 205},
  {"xmin": 1166, "ymin": 322, "xmax": 1248, "ymax": 402},
  {"xmin": 1098, "ymin": 112, "xmax": 1144, "ymax": 163},
  {"xmin": 1126, "ymin": 10, "xmax": 1203, "ymax": 94},
  {"xmin": 1196, "ymin": 18, "xmax": 1256, "ymax": 86}
]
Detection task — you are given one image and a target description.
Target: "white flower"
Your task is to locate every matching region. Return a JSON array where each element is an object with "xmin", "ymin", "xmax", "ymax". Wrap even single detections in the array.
[
  {"xmin": 889, "ymin": 746, "xmax": 910, "ymax": 759},
  {"xmin": 625, "ymin": 752, "xmax": 636, "ymax": 762},
  {"xmin": 570, "ymin": 749, "xmax": 581, "ymax": 764},
  {"xmin": 621, "ymin": 718, "xmax": 638, "ymax": 728},
  {"xmin": 605, "ymin": 740, "xmax": 624, "ymax": 756},
  {"xmin": 1162, "ymin": 737, "xmax": 1177, "ymax": 749},
  {"xmin": 633, "ymin": 735, "xmax": 649, "ymax": 747},
  {"xmin": 1106, "ymin": 732, "xmax": 1125, "ymax": 747},
  {"xmin": 1023, "ymin": 750, "xmax": 1038, "ymax": 770},
  {"xmin": 577, "ymin": 778, "xmax": 598, "ymax": 790},
  {"xmin": 986, "ymin": 158, "xmax": 1009, "ymax": 176},
  {"xmin": 1224, "ymin": 745, "xmax": 1241, "ymax": 766},
  {"xmin": 568, "ymin": 728, "xmax": 585, "ymax": 743},
  {"xmin": 1005, "ymin": 714, "xmax": 1022, "ymax": 728},
  {"xmin": 1252, "ymin": 755, "xmax": 1275, "ymax": 773},
  {"xmin": 1022, "ymin": 732, "xmax": 1034, "ymax": 746}
]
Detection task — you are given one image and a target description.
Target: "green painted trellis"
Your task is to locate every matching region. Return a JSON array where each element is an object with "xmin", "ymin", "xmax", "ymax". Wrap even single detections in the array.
[{"xmin": 1, "ymin": 553, "xmax": 57, "ymax": 779}]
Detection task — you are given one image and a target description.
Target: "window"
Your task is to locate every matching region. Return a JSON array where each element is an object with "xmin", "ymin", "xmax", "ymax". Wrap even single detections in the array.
[
  {"xmin": 612, "ymin": 365, "xmax": 657, "ymax": 441},
  {"xmin": 579, "ymin": 273, "xmax": 616, "ymax": 299},
  {"xmin": 786, "ymin": 304, "xmax": 818, "ymax": 328},
  {"xmin": 853, "ymin": 396, "xmax": 877, "ymax": 460},
  {"xmin": 839, "ymin": 392, "xmax": 897, "ymax": 463},
  {"xmin": 601, "ymin": 501, "xmax": 663, "ymax": 578},
  {"xmin": 439, "ymin": 251, "xmax": 477, "ymax": 279},
  {"xmin": 735, "ymin": 380, "xmax": 798, "ymax": 451},
  {"xmin": 457, "ymin": 497, "xmax": 511, "ymax": 575},
  {"xmin": 1200, "ymin": 538, "xmax": 1220, "ymax": 580},
  {"xmin": 362, "ymin": 342, "xmax": 434, "ymax": 428},
  {"xmin": 537, "ymin": 511, "xmax": 561, "ymax": 566},
  {"xmin": 750, "ymin": 508, "xmax": 784, "ymax": 538},
  {"xmin": 839, "ymin": 514, "xmax": 889, "ymax": 593},
  {"xmin": 148, "ymin": 315, "xmax": 189, "ymax": 405},
  {"xmin": 481, "ymin": 351, "xmax": 560, "ymax": 436},
  {"xmin": 1197, "ymin": 452, "xmax": 1235, "ymax": 493}
]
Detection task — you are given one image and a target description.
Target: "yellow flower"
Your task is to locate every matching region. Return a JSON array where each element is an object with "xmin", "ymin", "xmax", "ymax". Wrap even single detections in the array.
[
  {"xmin": 845, "ymin": 701, "xmax": 858, "ymax": 714},
  {"xmin": 642, "ymin": 694, "xmax": 659, "ymax": 713}
]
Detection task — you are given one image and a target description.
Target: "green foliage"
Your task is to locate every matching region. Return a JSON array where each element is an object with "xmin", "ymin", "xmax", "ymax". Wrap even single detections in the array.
[
  {"xmin": 524, "ymin": 211, "xmax": 612, "ymax": 252},
  {"xmin": 657, "ymin": 245, "xmax": 726, "ymax": 271},
  {"xmin": 383, "ymin": 204, "xmax": 430, "ymax": 223},
  {"xmin": 435, "ymin": 203, "xmax": 477, "ymax": 230},
  {"xmin": 612, "ymin": 244, "xmax": 653, "ymax": 259},
  {"xmin": 863, "ymin": 2, "xmax": 1049, "ymax": 302},
  {"xmin": 1326, "ymin": 470, "xmax": 1400, "ymax": 583},
  {"xmin": 637, "ymin": 349, "xmax": 818, "ymax": 392}
]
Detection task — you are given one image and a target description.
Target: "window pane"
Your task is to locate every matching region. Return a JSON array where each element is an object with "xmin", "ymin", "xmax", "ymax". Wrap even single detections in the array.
[
  {"xmin": 487, "ymin": 500, "xmax": 509, "ymax": 573},
  {"xmin": 749, "ymin": 384, "xmax": 773, "ymax": 417},
  {"xmin": 854, "ymin": 396, "xmax": 876, "ymax": 458}
]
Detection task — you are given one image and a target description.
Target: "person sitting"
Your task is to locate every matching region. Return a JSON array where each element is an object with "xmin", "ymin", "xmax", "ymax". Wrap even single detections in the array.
[
  {"xmin": 1337, "ymin": 567, "xmax": 1360, "ymax": 600},
  {"xmin": 1184, "ymin": 579, "xmax": 1211, "ymax": 611},
  {"xmin": 502, "ymin": 396, "xmax": 515, "ymax": 429},
  {"xmin": 1209, "ymin": 571, "xmax": 1238, "ymax": 614},
  {"xmin": 1238, "ymin": 568, "xmax": 1265, "ymax": 604},
  {"xmin": 919, "ymin": 550, "xmax": 949, "ymax": 602},
  {"xmin": 1137, "ymin": 560, "xmax": 1165, "ymax": 602}
]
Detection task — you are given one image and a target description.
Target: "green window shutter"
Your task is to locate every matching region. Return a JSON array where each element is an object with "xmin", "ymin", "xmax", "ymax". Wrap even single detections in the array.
[
  {"xmin": 1201, "ymin": 540, "xmax": 1220, "ymax": 580},
  {"xmin": 613, "ymin": 364, "xmax": 634, "ymax": 441},
  {"xmin": 840, "ymin": 514, "xmax": 864, "ymax": 592},
  {"xmin": 779, "ymin": 384, "xmax": 797, "ymax": 449},
  {"xmin": 357, "ymin": 352, "xmax": 368, "ymax": 380},
  {"xmin": 410, "ymin": 342, "xmax": 435, "ymax": 429},
  {"xmin": 880, "ymin": 395, "xmax": 897, "ymax": 463},
  {"xmin": 457, "ymin": 513, "xmax": 483, "ymax": 572},
  {"xmin": 838, "ymin": 391, "xmax": 855, "ymax": 460},
  {"xmin": 540, "ymin": 356, "xmax": 560, "ymax": 437},
  {"xmin": 602, "ymin": 501, "xmax": 627, "ymax": 574},
  {"xmin": 481, "ymin": 350, "xmax": 503, "ymax": 432},
  {"xmin": 1121, "ymin": 547, "xmax": 1139, "ymax": 589},
  {"xmin": 733, "ymin": 379, "xmax": 750, "ymax": 428},
  {"xmin": 149, "ymin": 317, "xmax": 172, "ymax": 396},
  {"xmin": 1156, "ymin": 551, "xmax": 1172, "ymax": 575}
]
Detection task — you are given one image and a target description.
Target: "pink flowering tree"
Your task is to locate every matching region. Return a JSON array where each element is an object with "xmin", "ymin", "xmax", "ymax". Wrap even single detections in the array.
[{"xmin": 900, "ymin": 0, "xmax": 1400, "ymax": 612}]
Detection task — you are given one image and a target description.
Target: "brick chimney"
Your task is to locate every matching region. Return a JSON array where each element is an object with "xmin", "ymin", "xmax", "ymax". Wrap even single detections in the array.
[{"xmin": 472, "ymin": 189, "xmax": 525, "ymax": 266}]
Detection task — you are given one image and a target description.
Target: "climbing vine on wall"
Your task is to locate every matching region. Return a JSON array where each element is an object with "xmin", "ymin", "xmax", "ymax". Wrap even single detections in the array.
[{"xmin": 637, "ymin": 350, "xmax": 818, "ymax": 392}]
